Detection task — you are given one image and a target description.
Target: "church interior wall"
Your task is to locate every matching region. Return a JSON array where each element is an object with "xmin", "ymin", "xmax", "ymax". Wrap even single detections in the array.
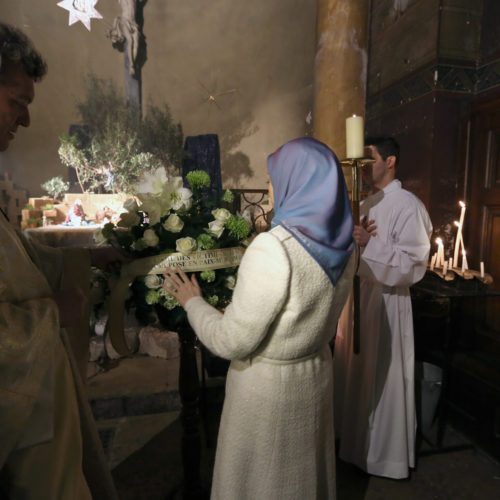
[
  {"xmin": 366, "ymin": 0, "xmax": 500, "ymax": 252},
  {"xmin": 0, "ymin": 0, "xmax": 317, "ymax": 197},
  {"xmin": 479, "ymin": 0, "xmax": 500, "ymax": 63}
]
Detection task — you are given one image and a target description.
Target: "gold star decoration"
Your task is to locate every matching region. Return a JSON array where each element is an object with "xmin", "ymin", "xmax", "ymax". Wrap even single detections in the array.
[
  {"xmin": 198, "ymin": 80, "xmax": 237, "ymax": 110},
  {"xmin": 57, "ymin": 0, "xmax": 103, "ymax": 31}
]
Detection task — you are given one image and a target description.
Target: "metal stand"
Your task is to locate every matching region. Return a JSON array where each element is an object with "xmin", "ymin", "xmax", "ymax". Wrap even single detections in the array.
[{"xmin": 340, "ymin": 157, "xmax": 374, "ymax": 355}]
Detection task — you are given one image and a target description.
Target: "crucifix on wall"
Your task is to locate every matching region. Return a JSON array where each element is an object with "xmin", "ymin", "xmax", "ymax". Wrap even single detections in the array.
[{"xmin": 107, "ymin": 0, "xmax": 148, "ymax": 116}]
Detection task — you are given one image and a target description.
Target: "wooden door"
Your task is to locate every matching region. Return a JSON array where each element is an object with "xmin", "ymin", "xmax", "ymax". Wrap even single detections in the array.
[{"xmin": 468, "ymin": 99, "xmax": 500, "ymax": 292}]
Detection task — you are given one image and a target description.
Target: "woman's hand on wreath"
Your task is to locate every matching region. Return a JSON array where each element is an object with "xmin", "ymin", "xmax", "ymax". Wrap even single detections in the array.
[{"xmin": 163, "ymin": 266, "xmax": 202, "ymax": 308}]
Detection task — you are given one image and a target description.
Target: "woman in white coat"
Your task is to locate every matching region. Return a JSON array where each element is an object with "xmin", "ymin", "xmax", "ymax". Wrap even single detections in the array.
[{"xmin": 165, "ymin": 137, "xmax": 355, "ymax": 500}]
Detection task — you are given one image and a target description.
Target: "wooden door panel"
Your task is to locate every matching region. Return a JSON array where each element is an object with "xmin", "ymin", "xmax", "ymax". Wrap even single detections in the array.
[
  {"xmin": 486, "ymin": 129, "xmax": 500, "ymax": 189},
  {"xmin": 469, "ymin": 101, "xmax": 500, "ymax": 290},
  {"xmin": 481, "ymin": 204, "xmax": 500, "ymax": 287}
]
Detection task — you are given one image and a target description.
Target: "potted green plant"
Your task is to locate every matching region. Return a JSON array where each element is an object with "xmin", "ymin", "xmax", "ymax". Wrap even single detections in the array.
[
  {"xmin": 41, "ymin": 176, "xmax": 69, "ymax": 201},
  {"xmin": 58, "ymin": 74, "xmax": 184, "ymax": 195}
]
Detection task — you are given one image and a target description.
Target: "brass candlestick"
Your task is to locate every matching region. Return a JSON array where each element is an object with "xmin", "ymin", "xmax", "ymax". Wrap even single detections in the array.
[{"xmin": 341, "ymin": 157, "xmax": 374, "ymax": 355}]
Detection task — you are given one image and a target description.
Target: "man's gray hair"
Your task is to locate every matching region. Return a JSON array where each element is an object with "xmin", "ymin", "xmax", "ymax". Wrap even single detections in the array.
[{"xmin": 0, "ymin": 22, "xmax": 47, "ymax": 82}]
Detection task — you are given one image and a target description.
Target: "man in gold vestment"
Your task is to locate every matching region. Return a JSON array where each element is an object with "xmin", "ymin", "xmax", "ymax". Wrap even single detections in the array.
[{"xmin": 0, "ymin": 23, "xmax": 121, "ymax": 499}]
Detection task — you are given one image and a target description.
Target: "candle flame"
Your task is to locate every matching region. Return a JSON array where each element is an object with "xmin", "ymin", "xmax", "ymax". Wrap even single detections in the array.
[
  {"xmin": 462, "ymin": 250, "xmax": 466, "ymax": 256},
  {"xmin": 454, "ymin": 221, "xmax": 460, "ymax": 227},
  {"xmin": 459, "ymin": 201, "xmax": 466, "ymax": 208},
  {"xmin": 436, "ymin": 237, "xmax": 443, "ymax": 245}
]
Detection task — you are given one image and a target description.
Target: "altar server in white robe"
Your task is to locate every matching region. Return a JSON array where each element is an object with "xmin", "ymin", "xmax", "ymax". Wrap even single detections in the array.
[
  {"xmin": 165, "ymin": 137, "xmax": 356, "ymax": 500},
  {"xmin": 334, "ymin": 136, "xmax": 432, "ymax": 480}
]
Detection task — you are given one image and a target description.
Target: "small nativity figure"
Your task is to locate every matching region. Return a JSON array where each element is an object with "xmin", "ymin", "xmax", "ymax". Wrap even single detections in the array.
[
  {"xmin": 64, "ymin": 198, "xmax": 88, "ymax": 226},
  {"xmin": 95, "ymin": 205, "xmax": 114, "ymax": 224}
]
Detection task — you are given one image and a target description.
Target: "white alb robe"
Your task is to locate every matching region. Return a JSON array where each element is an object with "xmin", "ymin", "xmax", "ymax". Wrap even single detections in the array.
[{"xmin": 334, "ymin": 179, "xmax": 432, "ymax": 479}]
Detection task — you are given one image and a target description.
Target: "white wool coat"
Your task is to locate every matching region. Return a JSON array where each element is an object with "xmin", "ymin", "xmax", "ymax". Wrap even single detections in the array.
[{"xmin": 185, "ymin": 225, "xmax": 355, "ymax": 500}]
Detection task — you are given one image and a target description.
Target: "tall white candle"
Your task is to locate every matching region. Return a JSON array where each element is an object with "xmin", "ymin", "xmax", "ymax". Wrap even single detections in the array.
[
  {"xmin": 480, "ymin": 261, "xmax": 485, "ymax": 278},
  {"xmin": 346, "ymin": 115, "xmax": 364, "ymax": 158},
  {"xmin": 462, "ymin": 250, "xmax": 468, "ymax": 271},
  {"xmin": 443, "ymin": 261, "xmax": 448, "ymax": 276},
  {"xmin": 449, "ymin": 257, "xmax": 453, "ymax": 269},
  {"xmin": 436, "ymin": 238, "xmax": 444, "ymax": 267},
  {"xmin": 453, "ymin": 221, "xmax": 465, "ymax": 266},
  {"xmin": 453, "ymin": 202, "xmax": 466, "ymax": 268},
  {"xmin": 430, "ymin": 253, "xmax": 437, "ymax": 271}
]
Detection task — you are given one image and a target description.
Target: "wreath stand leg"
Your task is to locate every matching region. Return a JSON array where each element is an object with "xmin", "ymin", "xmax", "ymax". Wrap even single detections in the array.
[{"xmin": 176, "ymin": 326, "xmax": 206, "ymax": 500}]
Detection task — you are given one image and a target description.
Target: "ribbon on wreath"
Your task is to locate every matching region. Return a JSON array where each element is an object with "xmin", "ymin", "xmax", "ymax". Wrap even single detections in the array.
[{"xmin": 107, "ymin": 246, "xmax": 245, "ymax": 355}]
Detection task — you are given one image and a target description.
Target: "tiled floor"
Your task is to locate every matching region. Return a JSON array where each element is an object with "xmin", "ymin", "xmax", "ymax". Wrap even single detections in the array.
[{"xmin": 88, "ymin": 356, "xmax": 500, "ymax": 500}]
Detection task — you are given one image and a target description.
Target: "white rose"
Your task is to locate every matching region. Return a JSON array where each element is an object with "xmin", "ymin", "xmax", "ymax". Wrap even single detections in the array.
[
  {"xmin": 208, "ymin": 220, "xmax": 225, "ymax": 239},
  {"xmin": 176, "ymin": 236, "xmax": 197, "ymax": 255},
  {"xmin": 93, "ymin": 228, "xmax": 107, "ymax": 246},
  {"xmin": 225, "ymin": 275, "xmax": 236, "ymax": 290},
  {"xmin": 142, "ymin": 228, "xmax": 160, "ymax": 247},
  {"xmin": 144, "ymin": 274, "xmax": 162, "ymax": 289},
  {"xmin": 117, "ymin": 211, "xmax": 140, "ymax": 228},
  {"xmin": 163, "ymin": 213, "xmax": 184, "ymax": 233},
  {"xmin": 212, "ymin": 208, "xmax": 231, "ymax": 223}
]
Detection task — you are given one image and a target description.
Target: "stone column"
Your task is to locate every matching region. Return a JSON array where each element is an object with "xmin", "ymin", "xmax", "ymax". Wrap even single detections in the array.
[{"xmin": 313, "ymin": 0, "xmax": 370, "ymax": 160}]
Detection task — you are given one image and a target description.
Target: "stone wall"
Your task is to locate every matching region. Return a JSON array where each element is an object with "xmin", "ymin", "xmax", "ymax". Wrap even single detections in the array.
[{"xmin": 0, "ymin": 1, "xmax": 317, "ymax": 196}]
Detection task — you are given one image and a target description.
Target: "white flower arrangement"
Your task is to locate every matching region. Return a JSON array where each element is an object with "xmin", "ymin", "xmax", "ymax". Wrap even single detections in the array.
[{"xmin": 98, "ymin": 168, "xmax": 253, "ymax": 330}]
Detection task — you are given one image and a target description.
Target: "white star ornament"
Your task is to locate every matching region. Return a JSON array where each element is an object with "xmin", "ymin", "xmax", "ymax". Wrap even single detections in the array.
[{"xmin": 57, "ymin": 0, "xmax": 103, "ymax": 31}]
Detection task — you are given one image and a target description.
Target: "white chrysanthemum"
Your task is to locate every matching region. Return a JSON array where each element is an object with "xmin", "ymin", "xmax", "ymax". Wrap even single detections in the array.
[
  {"xmin": 176, "ymin": 236, "xmax": 197, "ymax": 255},
  {"xmin": 144, "ymin": 274, "xmax": 162, "ymax": 289},
  {"xmin": 163, "ymin": 294, "xmax": 180, "ymax": 310},
  {"xmin": 159, "ymin": 284, "xmax": 181, "ymax": 309},
  {"xmin": 208, "ymin": 220, "xmax": 225, "ymax": 239},
  {"xmin": 212, "ymin": 208, "xmax": 231, "ymax": 223},
  {"xmin": 163, "ymin": 214, "xmax": 184, "ymax": 233},
  {"xmin": 142, "ymin": 228, "xmax": 160, "ymax": 247},
  {"xmin": 145, "ymin": 290, "xmax": 160, "ymax": 305},
  {"xmin": 207, "ymin": 295, "xmax": 219, "ymax": 306}
]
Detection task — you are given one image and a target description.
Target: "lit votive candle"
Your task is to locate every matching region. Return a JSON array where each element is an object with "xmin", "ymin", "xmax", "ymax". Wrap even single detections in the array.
[
  {"xmin": 436, "ymin": 238, "xmax": 444, "ymax": 267},
  {"xmin": 453, "ymin": 202, "xmax": 466, "ymax": 268}
]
